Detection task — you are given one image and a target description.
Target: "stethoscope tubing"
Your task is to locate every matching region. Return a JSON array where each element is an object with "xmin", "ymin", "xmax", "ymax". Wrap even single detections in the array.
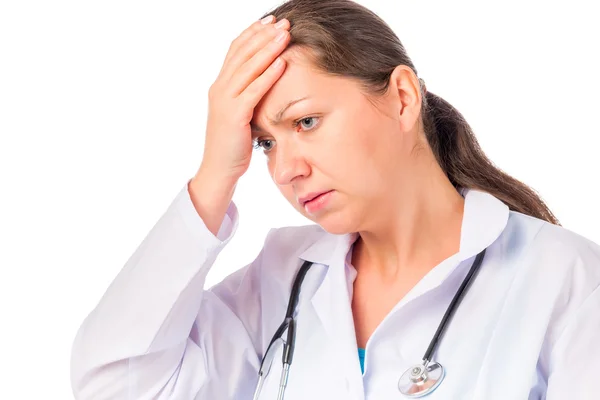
[
  {"xmin": 422, "ymin": 248, "xmax": 486, "ymax": 362},
  {"xmin": 255, "ymin": 248, "xmax": 487, "ymax": 399}
]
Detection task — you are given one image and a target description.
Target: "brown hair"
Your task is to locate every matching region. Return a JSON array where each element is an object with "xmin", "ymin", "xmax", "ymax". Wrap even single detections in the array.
[{"xmin": 261, "ymin": 0, "xmax": 560, "ymax": 225}]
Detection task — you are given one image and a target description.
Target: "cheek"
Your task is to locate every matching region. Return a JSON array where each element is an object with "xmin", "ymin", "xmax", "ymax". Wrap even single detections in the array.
[
  {"xmin": 342, "ymin": 121, "xmax": 382, "ymax": 165},
  {"xmin": 346, "ymin": 122, "xmax": 397, "ymax": 192},
  {"xmin": 266, "ymin": 158, "xmax": 275, "ymax": 175},
  {"xmin": 281, "ymin": 185, "xmax": 312, "ymax": 217},
  {"xmin": 280, "ymin": 185, "xmax": 295, "ymax": 202}
]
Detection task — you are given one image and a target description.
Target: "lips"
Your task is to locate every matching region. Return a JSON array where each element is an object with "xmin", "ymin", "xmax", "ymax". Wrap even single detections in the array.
[{"xmin": 298, "ymin": 190, "xmax": 331, "ymax": 205}]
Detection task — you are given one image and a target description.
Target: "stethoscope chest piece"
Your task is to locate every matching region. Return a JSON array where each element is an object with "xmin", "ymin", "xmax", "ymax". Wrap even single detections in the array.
[{"xmin": 398, "ymin": 361, "xmax": 445, "ymax": 398}]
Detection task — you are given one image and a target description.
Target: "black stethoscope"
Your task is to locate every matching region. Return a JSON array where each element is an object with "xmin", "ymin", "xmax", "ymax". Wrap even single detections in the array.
[{"xmin": 252, "ymin": 248, "xmax": 487, "ymax": 399}]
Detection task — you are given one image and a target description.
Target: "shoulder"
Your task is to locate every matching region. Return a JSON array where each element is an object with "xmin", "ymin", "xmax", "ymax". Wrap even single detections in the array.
[
  {"xmin": 533, "ymin": 215, "xmax": 600, "ymax": 293},
  {"xmin": 501, "ymin": 210, "xmax": 600, "ymax": 335},
  {"xmin": 505, "ymin": 210, "xmax": 600, "ymax": 271},
  {"xmin": 206, "ymin": 222, "xmax": 327, "ymax": 304},
  {"xmin": 497, "ymin": 210, "xmax": 600, "ymax": 311}
]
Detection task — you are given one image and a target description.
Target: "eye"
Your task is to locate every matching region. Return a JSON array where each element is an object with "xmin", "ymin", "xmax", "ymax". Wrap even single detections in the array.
[
  {"xmin": 253, "ymin": 138, "xmax": 275, "ymax": 153},
  {"xmin": 293, "ymin": 116, "xmax": 319, "ymax": 131}
]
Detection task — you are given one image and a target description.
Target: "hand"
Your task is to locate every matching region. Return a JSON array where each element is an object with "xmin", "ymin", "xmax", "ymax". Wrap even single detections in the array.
[{"xmin": 199, "ymin": 15, "xmax": 291, "ymax": 182}]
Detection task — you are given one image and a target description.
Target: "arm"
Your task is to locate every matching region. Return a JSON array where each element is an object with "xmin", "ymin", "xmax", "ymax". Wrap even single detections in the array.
[
  {"xmin": 70, "ymin": 179, "xmax": 264, "ymax": 399},
  {"xmin": 545, "ymin": 245, "xmax": 600, "ymax": 399}
]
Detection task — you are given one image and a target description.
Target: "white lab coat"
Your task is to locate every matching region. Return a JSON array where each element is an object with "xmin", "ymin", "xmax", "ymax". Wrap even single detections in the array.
[{"xmin": 70, "ymin": 180, "xmax": 600, "ymax": 400}]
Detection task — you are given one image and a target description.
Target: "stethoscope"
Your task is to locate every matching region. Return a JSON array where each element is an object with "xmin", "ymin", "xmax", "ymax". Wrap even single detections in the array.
[{"xmin": 252, "ymin": 247, "xmax": 487, "ymax": 399}]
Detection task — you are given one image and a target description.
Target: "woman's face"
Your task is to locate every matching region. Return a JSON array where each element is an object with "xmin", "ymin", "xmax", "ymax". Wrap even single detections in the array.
[{"xmin": 251, "ymin": 49, "xmax": 422, "ymax": 235}]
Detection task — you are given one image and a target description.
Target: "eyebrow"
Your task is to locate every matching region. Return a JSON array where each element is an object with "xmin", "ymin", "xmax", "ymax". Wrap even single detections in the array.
[{"xmin": 251, "ymin": 96, "xmax": 311, "ymax": 135}]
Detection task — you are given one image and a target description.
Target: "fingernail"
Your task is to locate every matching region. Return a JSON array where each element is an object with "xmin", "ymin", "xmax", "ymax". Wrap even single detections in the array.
[
  {"xmin": 275, "ymin": 19, "xmax": 287, "ymax": 29},
  {"xmin": 275, "ymin": 30, "xmax": 287, "ymax": 42},
  {"xmin": 261, "ymin": 15, "xmax": 274, "ymax": 25},
  {"xmin": 272, "ymin": 57, "xmax": 283, "ymax": 68}
]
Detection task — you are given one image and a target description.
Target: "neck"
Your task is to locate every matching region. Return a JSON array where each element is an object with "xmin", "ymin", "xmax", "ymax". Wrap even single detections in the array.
[{"xmin": 352, "ymin": 158, "xmax": 465, "ymax": 280}]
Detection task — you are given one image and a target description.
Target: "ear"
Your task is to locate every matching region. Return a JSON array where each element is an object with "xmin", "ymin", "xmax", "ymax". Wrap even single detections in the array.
[{"xmin": 388, "ymin": 65, "xmax": 423, "ymax": 131}]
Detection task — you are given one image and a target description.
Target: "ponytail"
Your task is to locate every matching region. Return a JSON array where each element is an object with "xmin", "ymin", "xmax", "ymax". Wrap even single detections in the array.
[{"xmin": 421, "ymin": 85, "xmax": 559, "ymax": 225}]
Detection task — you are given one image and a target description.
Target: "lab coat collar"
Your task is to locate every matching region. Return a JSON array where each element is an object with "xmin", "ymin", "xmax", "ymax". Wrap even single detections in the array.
[
  {"xmin": 457, "ymin": 187, "xmax": 510, "ymax": 260},
  {"xmin": 298, "ymin": 187, "xmax": 510, "ymax": 267}
]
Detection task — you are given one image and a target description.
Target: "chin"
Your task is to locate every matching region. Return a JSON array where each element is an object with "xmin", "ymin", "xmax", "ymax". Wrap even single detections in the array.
[{"xmin": 310, "ymin": 211, "xmax": 357, "ymax": 235}]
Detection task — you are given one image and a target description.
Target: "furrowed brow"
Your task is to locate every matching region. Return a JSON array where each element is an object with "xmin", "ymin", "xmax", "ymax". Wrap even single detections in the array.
[{"xmin": 251, "ymin": 96, "xmax": 311, "ymax": 136}]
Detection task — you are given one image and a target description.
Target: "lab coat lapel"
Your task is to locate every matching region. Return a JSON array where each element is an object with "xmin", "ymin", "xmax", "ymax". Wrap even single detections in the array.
[
  {"xmin": 299, "ymin": 230, "xmax": 363, "ymax": 379},
  {"xmin": 298, "ymin": 230, "xmax": 357, "ymax": 335}
]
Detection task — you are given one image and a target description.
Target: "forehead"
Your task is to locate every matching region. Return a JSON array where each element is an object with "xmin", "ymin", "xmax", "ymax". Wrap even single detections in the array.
[{"xmin": 253, "ymin": 48, "xmax": 359, "ymax": 114}]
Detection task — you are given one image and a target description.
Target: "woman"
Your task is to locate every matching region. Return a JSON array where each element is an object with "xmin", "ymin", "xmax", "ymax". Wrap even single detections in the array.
[{"xmin": 70, "ymin": 0, "xmax": 600, "ymax": 399}]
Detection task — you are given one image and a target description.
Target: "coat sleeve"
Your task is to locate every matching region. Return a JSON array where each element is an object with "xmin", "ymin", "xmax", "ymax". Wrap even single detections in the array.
[
  {"xmin": 545, "ymin": 241, "xmax": 600, "ymax": 400},
  {"xmin": 70, "ymin": 179, "xmax": 267, "ymax": 399}
]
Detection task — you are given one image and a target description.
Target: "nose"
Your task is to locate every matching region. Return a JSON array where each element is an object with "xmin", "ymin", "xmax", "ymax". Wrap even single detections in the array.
[{"xmin": 272, "ymin": 141, "xmax": 310, "ymax": 185}]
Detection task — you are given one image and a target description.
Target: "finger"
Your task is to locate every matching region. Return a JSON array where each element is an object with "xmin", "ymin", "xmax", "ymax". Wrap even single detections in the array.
[
  {"xmin": 229, "ymin": 29, "xmax": 290, "ymax": 96},
  {"xmin": 220, "ymin": 19, "xmax": 290, "ymax": 83},
  {"xmin": 219, "ymin": 16, "xmax": 276, "ymax": 75},
  {"xmin": 239, "ymin": 56, "xmax": 287, "ymax": 110}
]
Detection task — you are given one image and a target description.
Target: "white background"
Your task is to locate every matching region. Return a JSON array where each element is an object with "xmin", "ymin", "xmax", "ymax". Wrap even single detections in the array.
[{"xmin": 1, "ymin": 0, "xmax": 598, "ymax": 398}]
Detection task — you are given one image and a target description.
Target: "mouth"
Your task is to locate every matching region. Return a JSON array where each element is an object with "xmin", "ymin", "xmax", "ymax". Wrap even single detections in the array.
[
  {"xmin": 299, "ymin": 190, "xmax": 332, "ymax": 206},
  {"xmin": 297, "ymin": 190, "xmax": 337, "ymax": 216}
]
